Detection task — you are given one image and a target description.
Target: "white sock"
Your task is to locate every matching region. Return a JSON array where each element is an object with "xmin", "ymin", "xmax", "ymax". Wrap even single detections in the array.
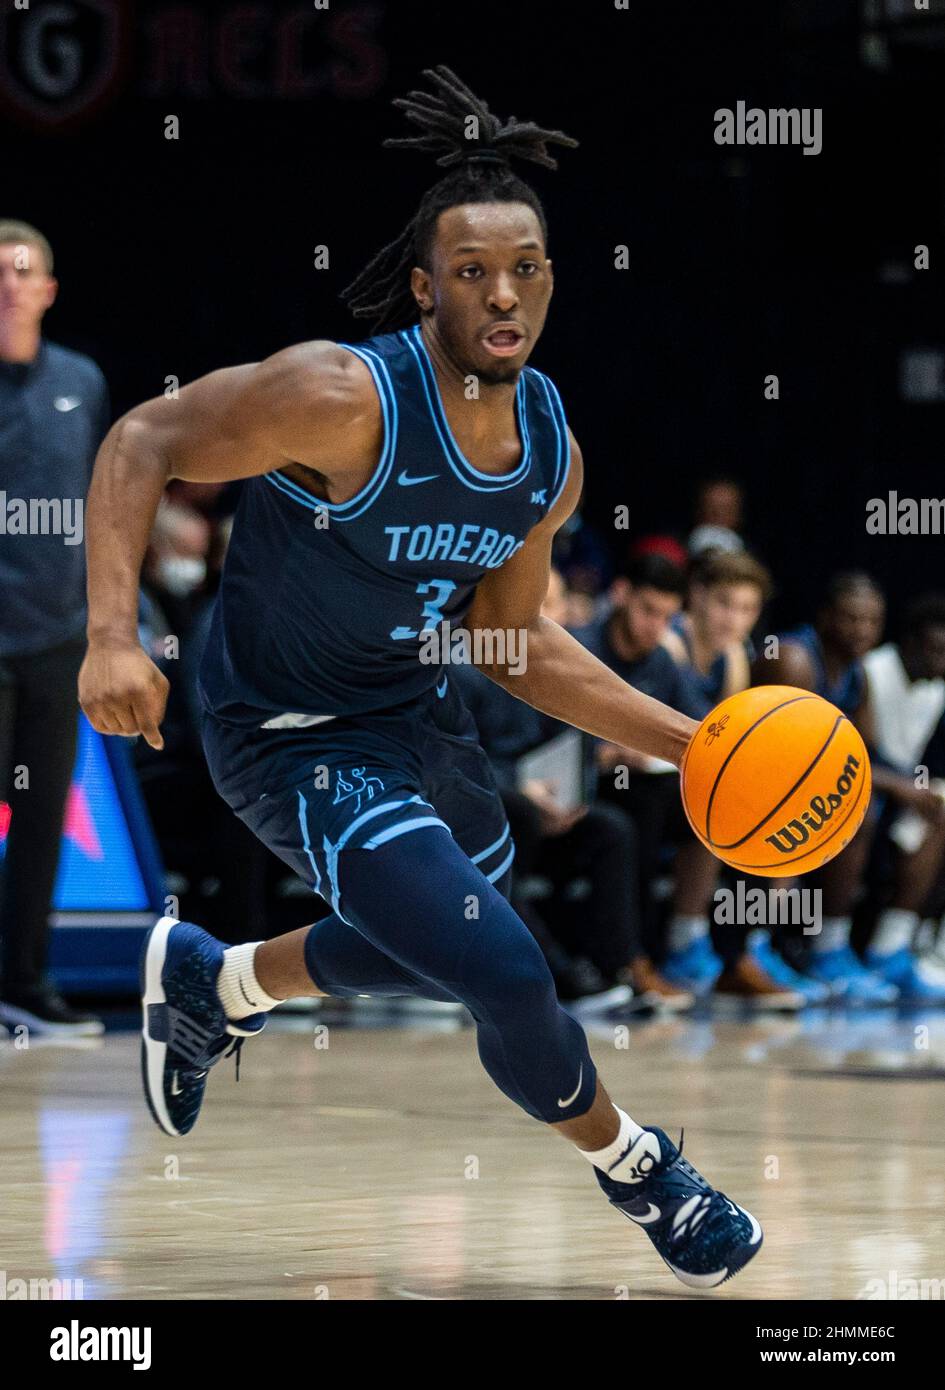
[
  {"xmin": 216, "ymin": 942, "xmax": 284, "ymax": 1020},
  {"xmin": 812, "ymin": 916, "xmax": 851, "ymax": 953},
  {"xmin": 577, "ymin": 1107, "xmax": 652, "ymax": 1182},
  {"xmin": 668, "ymin": 914, "xmax": 709, "ymax": 953},
  {"xmin": 870, "ymin": 908, "xmax": 918, "ymax": 958}
]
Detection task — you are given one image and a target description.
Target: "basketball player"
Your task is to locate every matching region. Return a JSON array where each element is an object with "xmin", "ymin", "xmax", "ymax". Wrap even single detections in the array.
[{"xmin": 79, "ymin": 69, "xmax": 762, "ymax": 1287}]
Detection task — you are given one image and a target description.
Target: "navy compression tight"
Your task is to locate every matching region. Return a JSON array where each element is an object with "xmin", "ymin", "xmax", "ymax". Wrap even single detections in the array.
[{"xmin": 302, "ymin": 826, "xmax": 597, "ymax": 1123}]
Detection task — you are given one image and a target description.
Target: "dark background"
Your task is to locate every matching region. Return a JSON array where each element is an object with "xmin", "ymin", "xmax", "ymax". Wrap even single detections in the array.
[{"xmin": 4, "ymin": 0, "xmax": 944, "ymax": 629}]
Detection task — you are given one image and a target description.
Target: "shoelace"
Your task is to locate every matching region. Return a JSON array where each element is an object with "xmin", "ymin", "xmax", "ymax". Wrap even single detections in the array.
[
  {"xmin": 180, "ymin": 1036, "xmax": 246, "ymax": 1087},
  {"xmin": 226, "ymin": 1036, "xmax": 245, "ymax": 1082},
  {"xmin": 673, "ymin": 1130, "xmax": 708, "ymax": 1187},
  {"xmin": 656, "ymin": 1130, "xmax": 729, "ymax": 1235},
  {"xmin": 668, "ymin": 1130, "xmax": 734, "ymax": 1214}
]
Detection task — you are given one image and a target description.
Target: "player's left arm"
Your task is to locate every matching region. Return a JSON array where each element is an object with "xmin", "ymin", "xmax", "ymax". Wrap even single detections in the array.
[{"xmin": 464, "ymin": 432, "xmax": 698, "ymax": 768}]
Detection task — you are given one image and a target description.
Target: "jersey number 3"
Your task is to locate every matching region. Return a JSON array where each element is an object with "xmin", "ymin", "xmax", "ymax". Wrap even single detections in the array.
[{"xmin": 390, "ymin": 578, "xmax": 457, "ymax": 641}]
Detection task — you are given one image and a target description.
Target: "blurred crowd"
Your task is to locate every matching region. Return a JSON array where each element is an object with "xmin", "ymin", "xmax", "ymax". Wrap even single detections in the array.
[{"xmin": 129, "ymin": 473, "xmax": 945, "ymax": 1018}]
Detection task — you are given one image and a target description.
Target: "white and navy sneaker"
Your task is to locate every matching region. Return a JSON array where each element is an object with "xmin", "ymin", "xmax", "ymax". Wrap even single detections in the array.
[
  {"xmin": 140, "ymin": 917, "xmax": 266, "ymax": 1137},
  {"xmin": 596, "ymin": 1127, "xmax": 763, "ymax": 1288}
]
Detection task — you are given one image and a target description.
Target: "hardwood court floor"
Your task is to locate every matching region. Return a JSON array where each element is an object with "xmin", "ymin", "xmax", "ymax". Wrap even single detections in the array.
[{"xmin": 3, "ymin": 1005, "xmax": 945, "ymax": 1300}]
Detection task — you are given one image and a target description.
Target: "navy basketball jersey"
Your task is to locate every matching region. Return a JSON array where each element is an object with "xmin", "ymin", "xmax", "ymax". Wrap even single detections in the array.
[
  {"xmin": 198, "ymin": 324, "xmax": 571, "ymax": 727},
  {"xmin": 782, "ymin": 623, "xmax": 866, "ymax": 716}
]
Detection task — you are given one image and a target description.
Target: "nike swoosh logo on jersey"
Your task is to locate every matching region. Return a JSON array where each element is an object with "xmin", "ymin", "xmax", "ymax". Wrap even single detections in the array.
[
  {"xmin": 54, "ymin": 395, "xmax": 81, "ymax": 412},
  {"xmin": 557, "ymin": 1064, "xmax": 583, "ymax": 1108},
  {"xmin": 397, "ymin": 470, "xmax": 439, "ymax": 486}
]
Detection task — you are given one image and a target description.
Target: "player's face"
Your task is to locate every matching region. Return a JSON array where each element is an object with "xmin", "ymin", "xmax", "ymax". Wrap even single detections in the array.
[
  {"xmin": 692, "ymin": 581, "xmax": 763, "ymax": 650},
  {"xmin": 0, "ymin": 241, "xmax": 56, "ymax": 333},
  {"xmin": 420, "ymin": 202, "xmax": 552, "ymax": 385},
  {"xmin": 823, "ymin": 590, "xmax": 884, "ymax": 660},
  {"xmin": 623, "ymin": 584, "xmax": 682, "ymax": 653}
]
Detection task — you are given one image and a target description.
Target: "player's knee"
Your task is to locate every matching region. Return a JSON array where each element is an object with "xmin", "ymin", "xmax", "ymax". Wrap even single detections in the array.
[{"xmin": 461, "ymin": 916, "xmax": 556, "ymax": 1012}]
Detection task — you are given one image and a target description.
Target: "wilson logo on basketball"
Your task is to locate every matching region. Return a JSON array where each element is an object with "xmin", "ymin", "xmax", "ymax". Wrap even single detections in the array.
[{"xmin": 764, "ymin": 753, "xmax": 862, "ymax": 855}]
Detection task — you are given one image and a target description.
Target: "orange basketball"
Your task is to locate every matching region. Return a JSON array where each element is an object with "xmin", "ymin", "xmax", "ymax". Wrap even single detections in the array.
[{"xmin": 680, "ymin": 685, "xmax": 872, "ymax": 877}]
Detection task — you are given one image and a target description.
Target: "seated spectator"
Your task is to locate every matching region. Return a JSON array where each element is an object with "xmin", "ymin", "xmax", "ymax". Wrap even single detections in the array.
[
  {"xmin": 858, "ymin": 594, "xmax": 945, "ymax": 1002},
  {"xmin": 451, "ymin": 568, "xmax": 690, "ymax": 1012},
  {"xmin": 577, "ymin": 554, "xmax": 803, "ymax": 1008},
  {"xmin": 662, "ymin": 551, "xmax": 829, "ymax": 1003},
  {"xmin": 663, "ymin": 550, "xmax": 770, "ymax": 706},
  {"xmin": 758, "ymin": 573, "xmax": 945, "ymax": 1003}
]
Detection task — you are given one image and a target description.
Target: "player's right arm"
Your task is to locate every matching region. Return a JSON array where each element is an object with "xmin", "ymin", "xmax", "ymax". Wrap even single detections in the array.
[{"xmin": 79, "ymin": 342, "xmax": 380, "ymax": 748}]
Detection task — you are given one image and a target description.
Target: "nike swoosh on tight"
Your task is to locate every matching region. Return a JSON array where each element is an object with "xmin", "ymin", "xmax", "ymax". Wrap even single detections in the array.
[{"xmin": 557, "ymin": 1065, "xmax": 583, "ymax": 1108}]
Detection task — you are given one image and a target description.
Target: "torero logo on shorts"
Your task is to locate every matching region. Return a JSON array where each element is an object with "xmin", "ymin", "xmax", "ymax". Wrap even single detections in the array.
[
  {"xmin": 332, "ymin": 767, "xmax": 386, "ymax": 815},
  {"xmin": 764, "ymin": 753, "xmax": 861, "ymax": 854}
]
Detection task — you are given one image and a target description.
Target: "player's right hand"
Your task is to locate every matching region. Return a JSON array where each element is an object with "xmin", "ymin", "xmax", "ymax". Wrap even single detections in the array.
[{"xmin": 79, "ymin": 640, "xmax": 170, "ymax": 750}]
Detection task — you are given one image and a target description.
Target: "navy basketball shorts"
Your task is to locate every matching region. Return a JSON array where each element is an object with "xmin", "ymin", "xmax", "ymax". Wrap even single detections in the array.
[
  {"xmin": 201, "ymin": 674, "xmax": 514, "ymax": 918},
  {"xmin": 200, "ymin": 674, "xmax": 599, "ymax": 1124}
]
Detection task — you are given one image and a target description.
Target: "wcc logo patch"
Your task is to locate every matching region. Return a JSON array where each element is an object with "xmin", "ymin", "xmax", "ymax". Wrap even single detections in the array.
[{"xmin": 0, "ymin": 0, "xmax": 127, "ymax": 130}]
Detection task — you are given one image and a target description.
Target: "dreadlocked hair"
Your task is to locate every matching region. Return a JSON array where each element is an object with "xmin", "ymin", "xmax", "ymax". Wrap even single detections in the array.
[{"xmin": 340, "ymin": 65, "xmax": 578, "ymax": 334}]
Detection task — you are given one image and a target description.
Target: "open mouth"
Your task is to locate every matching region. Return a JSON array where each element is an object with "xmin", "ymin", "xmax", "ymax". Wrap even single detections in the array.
[{"xmin": 483, "ymin": 325, "xmax": 525, "ymax": 356}]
